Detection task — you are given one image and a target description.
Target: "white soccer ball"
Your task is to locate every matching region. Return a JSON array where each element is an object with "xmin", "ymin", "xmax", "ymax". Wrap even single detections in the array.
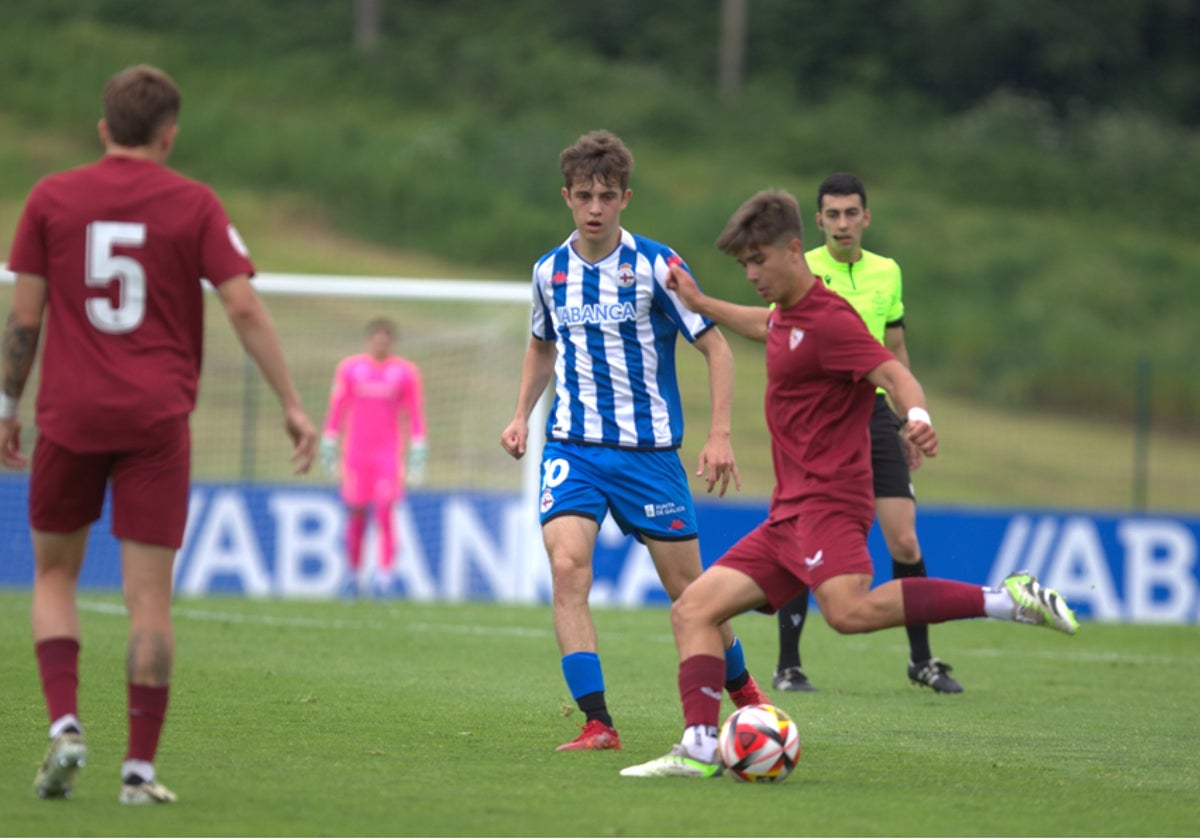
[{"xmin": 717, "ymin": 703, "xmax": 801, "ymax": 783}]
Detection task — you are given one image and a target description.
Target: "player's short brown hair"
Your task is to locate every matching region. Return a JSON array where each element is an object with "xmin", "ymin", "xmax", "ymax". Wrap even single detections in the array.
[
  {"xmin": 559, "ymin": 130, "xmax": 634, "ymax": 192},
  {"xmin": 103, "ymin": 64, "xmax": 181, "ymax": 148},
  {"xmin": 716, "ymin": 189, "xmax": 804, "ymax": 255},
  {"xmin": 365, "ymin": 317, "xmax": 397, "ymax": 338}
]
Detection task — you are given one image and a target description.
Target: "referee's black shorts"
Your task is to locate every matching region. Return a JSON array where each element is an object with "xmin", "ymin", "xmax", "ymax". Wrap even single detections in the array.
[{"xmin": 869, "ymin": 392, "xmax": 915, "ymax": 500}]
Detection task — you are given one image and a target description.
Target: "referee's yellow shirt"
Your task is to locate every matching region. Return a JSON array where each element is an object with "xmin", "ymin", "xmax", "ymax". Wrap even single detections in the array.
[{"xmin": 804, "ymin": 245, "xmax": 903, "ymax": 346}]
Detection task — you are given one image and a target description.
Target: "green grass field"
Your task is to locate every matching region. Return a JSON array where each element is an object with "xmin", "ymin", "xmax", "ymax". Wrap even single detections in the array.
[{"xmin": 2, "ymin": 592, "xmax": 1197, "ymax": 837}]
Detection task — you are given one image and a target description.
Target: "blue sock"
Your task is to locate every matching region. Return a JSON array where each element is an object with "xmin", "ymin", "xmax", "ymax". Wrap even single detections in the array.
[
  {"xmin": 561, "ymin": 652, "xmax": 605, "ymax": 699},
  {"xmin": 724, "ymin": 637, "xmax": 747, "ymax": 682}
]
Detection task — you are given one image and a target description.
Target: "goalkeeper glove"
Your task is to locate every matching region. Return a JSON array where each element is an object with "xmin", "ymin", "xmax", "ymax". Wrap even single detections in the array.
[
  {"xmin": 407, "ymin": 441, "xmax": 428, "ymax": 487},
  {"xmin": 320, "ymin": 434, "xmax": 339, "ymax": 476}
]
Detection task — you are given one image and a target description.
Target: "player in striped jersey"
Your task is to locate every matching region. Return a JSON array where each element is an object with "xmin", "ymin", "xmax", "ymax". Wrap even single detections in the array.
[{"xmin": 501, "ymin": 130, "xmax": 769, "ymax": 751}]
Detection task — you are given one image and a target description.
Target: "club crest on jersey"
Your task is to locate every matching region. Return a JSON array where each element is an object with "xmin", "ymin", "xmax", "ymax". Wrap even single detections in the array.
[
  {"xmin": 789, "ymin": 327, "xmax": 805, "ymax": 350},
  {"xmin": 540, "ymin": 487, "xmax": 555, "ymax": 513},
  {"xmin": 616, "ymin": 263, "xmax": 636, "ymax": 287},
  {"xmin": 552, "ymin": 270, "xmax": 569, "ymax": 285}
]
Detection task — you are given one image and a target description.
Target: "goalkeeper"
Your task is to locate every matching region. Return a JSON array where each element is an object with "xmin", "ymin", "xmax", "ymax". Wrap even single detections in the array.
[{"xmin": 322, "ymin": 318, "xmax": 427, "ymax": 597}]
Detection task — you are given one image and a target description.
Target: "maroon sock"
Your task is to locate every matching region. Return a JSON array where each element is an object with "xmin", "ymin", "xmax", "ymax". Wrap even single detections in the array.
[
  {"xmin": 901, "ymin": 578, "xmax": 986, "ymax": 625},
  {"xmin": 36, "ymin": 637, "xmax": 80, "ymax": 725},
  {"xmin": 679, "ymin": 654, "xmax": 725, "ymax": 730},
  {"xmin": 127, "ymin": 683, "xmax": 170, "ymax": 763}
]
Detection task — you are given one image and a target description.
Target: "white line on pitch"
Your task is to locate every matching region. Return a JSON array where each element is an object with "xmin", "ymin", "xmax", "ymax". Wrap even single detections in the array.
[{"xmin": 77, "ymin": 599, "xmax": 1198, "ymax": 666}]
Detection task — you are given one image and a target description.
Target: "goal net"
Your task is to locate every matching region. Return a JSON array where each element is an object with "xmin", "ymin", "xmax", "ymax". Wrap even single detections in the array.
[
  {"xmin": 192, "ymin": 273, "xmax": 540, "ymax": 491},
  {"xmin": 0, "ymin": 270, "xmax": 548, "ymax": 594}
]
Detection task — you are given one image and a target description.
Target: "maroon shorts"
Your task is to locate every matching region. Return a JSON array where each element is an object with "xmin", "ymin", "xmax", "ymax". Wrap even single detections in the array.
[
  {"xmin": 714, "ymin": 505, "xmax": 874, "ymax": 613},
  {"xmin": 29, "ymin": 416, "xmax": 191, "ymax": 548}
]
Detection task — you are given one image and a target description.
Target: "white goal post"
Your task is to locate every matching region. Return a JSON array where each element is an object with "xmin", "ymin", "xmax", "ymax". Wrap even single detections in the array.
[
  {"xmin": 0, "ymin": 267, "xmax": 549, "ymax": 585},
  {"xmin": 244, "ymin": 271, "xmax": 547, "ymax": 504}
]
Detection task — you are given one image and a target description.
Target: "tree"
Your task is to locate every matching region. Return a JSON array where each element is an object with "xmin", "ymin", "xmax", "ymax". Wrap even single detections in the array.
[
  {"xmin": 354, "ymin": 0, "xmax": 382, "ymax": 55},
  {"xmin": 718, "ymin": 0, "xmax": 747, "ymax": 103}
]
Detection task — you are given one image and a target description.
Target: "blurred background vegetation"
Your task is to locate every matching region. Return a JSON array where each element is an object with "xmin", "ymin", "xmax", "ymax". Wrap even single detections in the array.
[{"xmin": 0, "ymin": 0, "xmax": 1196, "ymax": 509}]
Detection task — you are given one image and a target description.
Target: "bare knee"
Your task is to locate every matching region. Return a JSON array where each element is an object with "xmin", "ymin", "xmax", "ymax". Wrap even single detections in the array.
[
  {"xmin": 670, "ymin": 588, "xmax": 716, "ymax": 638},
  {"xmin": 818, "ymin": 599, "xmax": 879, "ymax": 635},
  {"xmin": 822, "ymin": 608, "xmax": 865, "ymax": 635},
  {"xmin": 888, "ymin": 531, "xmax": 922, "ymax": 565},
  {"xmin": 549, "ymin": 554, "xmax": 592, "ymax": 605}
]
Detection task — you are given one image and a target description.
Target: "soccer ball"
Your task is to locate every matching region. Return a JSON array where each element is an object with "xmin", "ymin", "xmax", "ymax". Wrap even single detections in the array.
[{"xmin": 717, "ymin": 703, "xmax": 801, "ymax": 783}]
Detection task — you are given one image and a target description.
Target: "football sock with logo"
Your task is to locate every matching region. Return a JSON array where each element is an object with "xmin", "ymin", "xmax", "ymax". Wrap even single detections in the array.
[
  {"xmin": 775, "ymin": 592, "xmax": 809, "ymax": 670},
  {"xmin": 679, "ymin": 654, "xmax": 725, "ymax": 730},
  {"xmin": 562, "ymin": 652, "xmax": 612, "ymax": 727},
  {"xmin": 722, "ymin": 637, "xmax": 749, "ymax": 691},
  {"xmin": 893, "ymin": 559, "xmax": 933, "ymax": 662},
  {"xmin": 127, "ymin": 683, "xmax": 169, "ymax": 764},
  {"xmin": 36, "ymin": 637, "xmax": 81, "ymax": 728}
]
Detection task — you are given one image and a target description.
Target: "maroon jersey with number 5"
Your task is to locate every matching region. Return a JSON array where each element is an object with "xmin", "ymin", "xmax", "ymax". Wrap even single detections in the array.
[{"xmin": 7, "ymin": 154, "xmax": 254, "ymax": 452}]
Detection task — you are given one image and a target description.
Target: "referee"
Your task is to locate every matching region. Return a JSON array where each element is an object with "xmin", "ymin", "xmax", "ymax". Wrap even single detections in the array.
[{"xmin": 772, "ymin": 172, "xmax": 963, "ymax": 694}]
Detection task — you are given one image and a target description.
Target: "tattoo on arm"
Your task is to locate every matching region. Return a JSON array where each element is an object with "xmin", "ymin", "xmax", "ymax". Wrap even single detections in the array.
[{"xmin": 2, "ymin": 312, "xmax": 40, "ymax": 398}]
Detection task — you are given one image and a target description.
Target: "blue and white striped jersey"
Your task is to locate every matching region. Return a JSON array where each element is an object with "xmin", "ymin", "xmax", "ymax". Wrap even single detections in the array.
[{"xmin": 530, "ymin": 227, "xmax": 714, "ymax": 450}]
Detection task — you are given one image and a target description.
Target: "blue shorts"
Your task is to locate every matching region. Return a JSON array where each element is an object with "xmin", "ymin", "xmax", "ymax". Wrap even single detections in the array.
[{"xmin": 538, "ymin": 440, "xmax": 697, "ymax": 541}]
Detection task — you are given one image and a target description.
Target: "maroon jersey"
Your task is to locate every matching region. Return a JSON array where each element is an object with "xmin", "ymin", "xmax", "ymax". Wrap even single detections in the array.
[
  {"xmin": 764, "ymin": 280, "xmax": 895, "ymax": 522},
  {"xmin": 7, "ymin": 155, "xmax": 254, "ymax": 452}
]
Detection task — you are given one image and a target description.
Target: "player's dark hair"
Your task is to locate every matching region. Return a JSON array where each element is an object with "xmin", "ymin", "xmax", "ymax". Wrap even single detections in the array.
[
  {"xmin": 103, "ymin": 65, "xmax": 181, "ymax": 148},
  {"xmin": 366, "ymin": 317, "xmax": 397, "ymax": 338},
  {"xmin": 816, "ymin": 172, "xmax": 867, "ymax": 211},
  {"xmin": 716, "ymin": 190, "xmax": 803, "ymax": 255},
  {"xmin": 559, "ymin": 130, "xmax": 634, "ymax": 192}
]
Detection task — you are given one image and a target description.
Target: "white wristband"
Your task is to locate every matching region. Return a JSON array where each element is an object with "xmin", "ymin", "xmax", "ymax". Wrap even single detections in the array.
[
  {"xmin": 906, "ymin": 406, "xmax": 931, "ymax": 426},
  {"xmin": 0, "ymin": 393, "xmax": 17, "ymax": 420}
]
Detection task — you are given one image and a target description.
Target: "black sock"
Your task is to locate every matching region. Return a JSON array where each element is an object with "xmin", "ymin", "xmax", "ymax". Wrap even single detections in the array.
[
  {"xmin": 776, "ymin": 591, "xmax": 809, "ymax": 671},
  {"xmin": 576, "ymin": 691, "xmax": 613, "ymax": 728},
  {"xmin": 894, "ymin": 558, "xmax": 932, "ymax": 662}
]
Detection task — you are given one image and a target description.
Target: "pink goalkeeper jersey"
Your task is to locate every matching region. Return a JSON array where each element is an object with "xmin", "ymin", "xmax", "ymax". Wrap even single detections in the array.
[{"xmin": 323, "ymin": 354, "xmax": 426, "ymax": 464}]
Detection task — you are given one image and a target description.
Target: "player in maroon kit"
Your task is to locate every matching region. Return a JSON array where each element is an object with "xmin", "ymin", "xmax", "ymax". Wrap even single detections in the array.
[
  {"xmin": 619, "ymin": 189, "xmax": 1078, "ymax": 778},
  {"xmin": 0, "ymin": 65, "xmax": 318, "ymax": 803}
]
